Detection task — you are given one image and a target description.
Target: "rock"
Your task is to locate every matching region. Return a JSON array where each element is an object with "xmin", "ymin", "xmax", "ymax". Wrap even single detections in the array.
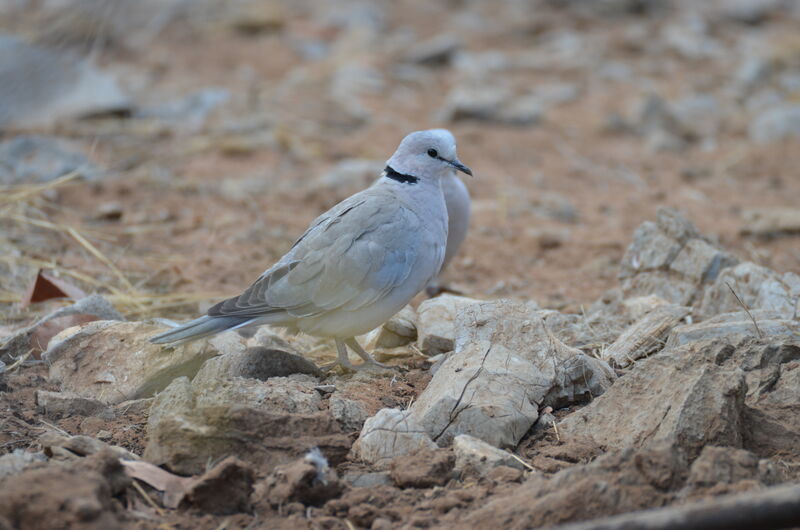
[
  {"xmin": 179, "ymin": 457, "xmax": 255, "ymax": 515},
  {"xmin": 0, "ymin": 34, "xmax": 130, "ymax": 129},
  {"xmin": 667, "ymin": 312, "xmax": 800, "ymax": 347},
  {"xmin": 452, "ymin": 434, "xmax": 525, "ymax": 478},
  {"xmin": 0, "ymin": 450, "xmax": 47, "ymax": 480},
  {"xmin": 389, "ymin": 448, "xmax": 455, "ymax": 488},
  {"xmin": 439, "ymin": 84, "xmax": 542, "ymax": 126},
  {"xmin": 137, "ymin": 88, "xmax": 230, "ymax": 132},
  {"xmin": 363, "ymin": 305, "xmax": 417, "ymax": 350},
  {"xmin": 556, "ymin": 0, "xmax": 666, "ymax": 15},
  {"xmin": 461, "ymin": 443, "xmax": 688, "ymax": 528},
  {"xmin": 410, "ymin": 300, "xmax": 614, "ymax": 449},
  {"xmin": 416, "ymin": 294, "xmax": 481, "ymax": 355},
  {"xmin": 192, "ymin": 344, "xmax": 322, "ymax": 386},
  {"xmin": 741, "ymin": 208, "xmax": 800, "ymax": 237},
  {"xmin": 602, "ymin": 304, "xmax": 690, "ymax": 368},
  {"xmin": 698, "ymin": 262, "xmax": 800, "ymax": 320},
  {"xmin": 351, "ymin": 408, "xmax": 437, "ymax": 468},
  {"xmin": 342, "ymin": 471, "xmax": 392, "ymax": 488},
  {"xmin": 1, "ymin": 294, "xmax": 122, "ymax": 362},
  {"xmin": 749, "ymin": 104, "xmax": 800, "ymax": 143},
  {"xmin": 0, "ymin": 451, "xmax": 129, "ymax": 529},
  {"xmin": 314, "ymin": 159, "xmax": 384, "ymax": 193},
  {"xmin": 329, "ymin": 396, "xmax": 370, "ymax": 432},
  {"xmin": 144, "ymin": 375, "xmax": 349, "ymax": 475},
  {"xmin": 734, "ymin": 56, "xmax": 772, "ymax": 93},
  {"xmin": 44, "ymin": 320, "xmax": 224, "ymax": 405},
  {"xmin": 717, "ymin": 0, "xmax": 785, "ymax": 24},
  {"xmin": 405, "ymin": 34, "xmax": 461, "ymax": 66},
  {"xmin": 254, "ymin": 450, "xmax": 343, "ymax": 509},
  {"xmin": 559, "ymin": 340, "xmax": 747, "ymax": 458},
  {"xmin": 39, "ymin": 432, "xmax": 138, "ymax": 461},
  {"xmin": 619, "ymin": 208, "xmax": 737, "ymax": 306},
  {"xmin": 688, "ymin": 446, "xmax": 764, "ymax": 488},
  {"xmin": 0, "ymin": 135, "xmax": 101, "ymax": 185},
  {"xmin": 662, "ymin": 15, "xmax": 724, "ymax": 61},
  {"xmin": 736, "ymin": 341, "xmax": 800, "ymax": 458},
  {"xmin": 35, "ymin": 390, "xmax": 115, "ymax": 419}
]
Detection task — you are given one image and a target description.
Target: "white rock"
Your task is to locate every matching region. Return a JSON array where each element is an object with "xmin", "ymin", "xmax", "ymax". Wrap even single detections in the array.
[
  {"xmin": 352, "ymin": 408, "xmax": 437, "ymax": 468},
  {"xmin": 749, "ymin": 104, "xmax": 800, "ymax": 143},
  {"xmin": 411, "ymin": 300, "xmax": 615, "ymax": 448},
  {"xmin": 416, "ymin": 294, "xmax": 481, "ymax": 355},
  {"xmin": 44, "ymin": 320, "xmax": 224, "ymax": 405},
  {"xmin": 453, "ymin": 434, "xmax": 525, "ymax": 477}
]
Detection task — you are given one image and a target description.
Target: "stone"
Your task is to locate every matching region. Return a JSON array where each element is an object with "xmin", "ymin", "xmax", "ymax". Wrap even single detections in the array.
[
  {"xmin": 363, "ymin": 305, "xmax": 417, "ymax": 350},
  {"xmin": 0, "ymin": 34, "xmax": 130, "ymax": 129},
  {"xmin": 559, "ymin": 340, "xmax": 747, "ymax": 459},
  {"xmin": 254, "ymin": 451, "xmax": 343, "ymax": 509},
  {"xmin": 749, "ymin": 104, "xmax": 800, "ymax": 143},
  {"xmin": 352, "ymin": 408, "xmax": 437, "ymax": 468},
  {"xmin": 39, "ymin": 432, "xmax": 138, "ymax": 461},
  {"xmin": 452, "ymin": 434, "xmax": 525, "ymax": 478},
  {"xmin": 144, "ymin": 375, "xmax": 349, "ymax": 475},
  {"xmin": 342, "ymin": 471, "xmax": 392, "ymax": 488},
  {"xmin": 0, "ymin": 451, "xmax": 129, "ymax": 529},
  {"xmin": 314, "ymin": 158, "xmax": 384, "ymax": 192},
  {"xmin": 179, "ymin": 457, "xmax": 255, "ymax": 515},
  {"xmin": 688, "ymin": 446, "xmax": 760, "ymax": 488},
  {"xmin": 416, "ymin": 294, "xmax": 481, "ymax": 355},
  {"xmin": 602, "ymin": 304, "xmax": 690, "ymax": 368},
  {"xmin": 35, "ymin": 390, "xmax": 114, "ymax": 419},
  {"xmin": 43, "ymin": 320, "xmax": 224, "ymax": 405},
  {"xmin": 136, "ymin": 88, "xmax": 230, "ymax": 132},
  {"xmin": 410, "ymin": 300, "xmax": 614, "ymax": 449},
  {"xmin": 192, "ymin": 343, "xmax": 322, "ymax": 387},
  {"xmin": 329, "ymin": 396, "xmax": 370, "ymax": 433},
  {"xmin": 0, "ymin": 135, "xmax": 101, "ymax": 185},
  {"xmin": 741, "ymin": 208, "xmax": 800, "ymax": 237},
  {"xmin": 619, "ymin": 209, "xmax": 737, "ymax": 306},
  {"xmin": 461, "ymin": 443, "xmax": 688, "ymax": 529},
  {"xmin": 667, "ymin": 312, "xmax": 800, "ymax": 347},
  {"xmin": 405, "ymin": 34, "xmax": 461, "ymax": 66},
  {"xmin": 1, "ymin": 294, "xmax": 122, "ymax": 363},
  {"xmin": 698, "ymin": 262, "xmax": 800, "ymax": 320},
  {"xmin": 389, "ymin": 448, "xmax": 455, "ymax": 488},
  {"xmin": 0, "ymin": 450, "xmax": 47, "ymax": 480}
]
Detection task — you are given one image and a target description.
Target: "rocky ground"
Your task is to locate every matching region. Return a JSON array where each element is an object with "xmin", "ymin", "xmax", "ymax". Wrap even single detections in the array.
[{"xmin": 1, "ymin": 0, "xmax": 800, "ymax": 529}]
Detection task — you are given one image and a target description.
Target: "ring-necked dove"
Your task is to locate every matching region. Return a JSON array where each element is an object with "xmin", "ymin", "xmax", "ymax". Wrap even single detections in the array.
[
  {"xmin": 426, "ymin": 171, "xmax": 470, "ymax": 295},
  {"xmin": 150, "ymin": 129, "xmax": 472, "ymax": 371}
]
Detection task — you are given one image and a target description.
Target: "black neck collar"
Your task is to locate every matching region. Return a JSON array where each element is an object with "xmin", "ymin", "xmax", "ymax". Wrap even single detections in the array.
[{"xmin": 384, "ymin": 165, "xmax": 419, "ymax": 184}]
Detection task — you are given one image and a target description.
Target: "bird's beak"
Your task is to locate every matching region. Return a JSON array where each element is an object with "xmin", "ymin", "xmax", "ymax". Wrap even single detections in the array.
[{"xmin": 448, "ymin": 158, "xmax": 473, "ymax": 176}]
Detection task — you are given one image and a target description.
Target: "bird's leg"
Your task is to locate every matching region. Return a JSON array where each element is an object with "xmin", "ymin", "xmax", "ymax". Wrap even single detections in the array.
[
  {"xmin": 324, "ymin": 338, "xmax": 358, "ymax": 372},
  {"xmin": 344, "ymin": 337, "xmax": 393, "ymax": 369}
]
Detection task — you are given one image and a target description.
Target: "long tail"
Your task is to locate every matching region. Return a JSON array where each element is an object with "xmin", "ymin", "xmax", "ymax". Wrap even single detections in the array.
[{"xmin": 149, "ymin": 315, "xmax": 251, "ymax": 345}]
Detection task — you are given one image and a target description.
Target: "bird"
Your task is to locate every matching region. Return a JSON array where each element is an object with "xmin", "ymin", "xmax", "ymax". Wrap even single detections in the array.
[
  {"xmin": 150, "ymin": 129, "xmax": 472, "ymax": 371},
  {"xmin": 426, "ymin": 171, "xmax": 471, "ymax": 296}
]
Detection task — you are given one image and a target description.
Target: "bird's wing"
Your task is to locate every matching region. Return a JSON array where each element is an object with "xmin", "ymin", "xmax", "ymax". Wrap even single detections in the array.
[{"xmin": 207, "ymin": 189, "xmax": 424, "ymax": 319}]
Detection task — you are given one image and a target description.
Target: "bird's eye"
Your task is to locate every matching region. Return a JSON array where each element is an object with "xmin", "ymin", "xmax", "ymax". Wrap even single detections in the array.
[{"xmin": 427, "ymin": 148, "xmax": 438, "ymax": 158}]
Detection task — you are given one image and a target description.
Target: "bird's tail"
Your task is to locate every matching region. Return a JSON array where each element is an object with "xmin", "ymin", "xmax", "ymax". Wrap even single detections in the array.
[{"xmin": 149, "ymin": 315, "xmax": 251, "ymax": 345}]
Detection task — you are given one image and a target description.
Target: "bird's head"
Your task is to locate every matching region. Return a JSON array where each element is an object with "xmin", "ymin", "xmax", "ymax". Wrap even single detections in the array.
[{"xmin": 386, "ymin": 129, "xmax": 472, "ymax": 182}]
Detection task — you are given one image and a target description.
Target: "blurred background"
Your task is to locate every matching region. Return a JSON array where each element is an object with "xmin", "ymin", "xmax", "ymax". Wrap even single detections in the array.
[{"xmin": 1, "ymin": 0, "xmax": 799, "ymax": 322}]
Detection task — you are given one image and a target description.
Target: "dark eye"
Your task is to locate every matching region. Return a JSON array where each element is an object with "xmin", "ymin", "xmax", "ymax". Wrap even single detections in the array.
[{"xmin": 427, "ymin": 148, "xmax": 438, "ymax": 158}]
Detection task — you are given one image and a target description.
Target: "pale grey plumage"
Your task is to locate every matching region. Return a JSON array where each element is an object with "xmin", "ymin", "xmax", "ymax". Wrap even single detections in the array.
[{"xmin": 151, "ymin": 129, "xmax": 472, "ymax": 370}]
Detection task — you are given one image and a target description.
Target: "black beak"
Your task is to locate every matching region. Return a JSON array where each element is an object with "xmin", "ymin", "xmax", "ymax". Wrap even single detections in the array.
[{"xmin": 445, "ymin": 158, "xmax": 473, "ymax": 176}]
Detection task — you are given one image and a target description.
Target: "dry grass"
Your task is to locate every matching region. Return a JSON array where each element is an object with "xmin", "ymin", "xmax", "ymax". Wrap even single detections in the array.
[{"xmin": 0, "ymin": 171, "xmax": 227, "ymax": 320}]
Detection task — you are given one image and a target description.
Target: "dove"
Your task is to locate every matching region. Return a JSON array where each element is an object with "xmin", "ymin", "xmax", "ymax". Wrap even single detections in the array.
[
  {"xmin": 426, "ymin": 172, "xmax": 471, "ymax": 295},
  {"xmin": 150, "ymin": 129, "xmax": 472, "ymax": 371}
]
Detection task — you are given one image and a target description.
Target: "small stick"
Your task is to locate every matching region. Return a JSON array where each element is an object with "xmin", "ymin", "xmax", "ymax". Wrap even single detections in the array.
[
  {"xmin": 131, "ymin": 480, "xmax": 166, "ymax": 518},
  {"xmin": 726, "ymin": 282, "xmax": 763, "ymax": 339}
]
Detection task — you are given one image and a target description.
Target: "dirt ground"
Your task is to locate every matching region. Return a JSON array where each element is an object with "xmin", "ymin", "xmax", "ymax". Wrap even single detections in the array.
[{"xmin": 2, "ymin": 0, "xmax": 800, "ymax": 528}]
